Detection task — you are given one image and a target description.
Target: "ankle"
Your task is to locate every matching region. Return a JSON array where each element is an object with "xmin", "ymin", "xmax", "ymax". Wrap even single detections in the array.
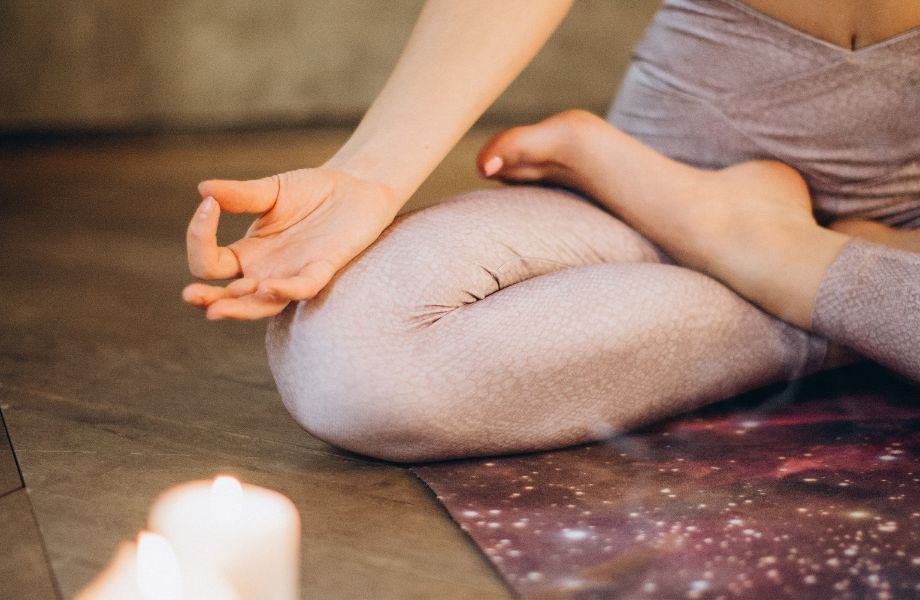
[
  {"xmin": 829, "ymin": 219, "xmax": 920, "ymax": 252},
  {"xmin": 714, "ymin": 221, "xmax": 850, "ymax": 330}
]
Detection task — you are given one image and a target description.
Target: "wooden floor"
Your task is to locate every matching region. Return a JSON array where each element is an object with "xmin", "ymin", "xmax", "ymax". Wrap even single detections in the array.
[{"xmin": 0, "ymin": 126, "xmax": 509, "ymax": 599}]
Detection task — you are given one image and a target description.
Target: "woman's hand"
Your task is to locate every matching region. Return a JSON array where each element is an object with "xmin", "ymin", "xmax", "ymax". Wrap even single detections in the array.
[
  {"xmin": 183, "ymin": 167, "xmax": 401, "ymax": 320},
  {"xmin": 181, "ymin": 0, "xmax": 576, "ymax": 321}
]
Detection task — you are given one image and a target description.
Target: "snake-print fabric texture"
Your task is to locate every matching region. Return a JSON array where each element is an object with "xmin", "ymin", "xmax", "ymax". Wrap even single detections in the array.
[
  {"xmin": 266, "ymin": 188, "xmax": 828, "ymax": 461},
  {"xmin": 812, "ymin": 239, "xmax": 920, "ymax": 381},
  {"xmin": 609, "ymin": 0, "xmax": 920, "ymax": 227}
]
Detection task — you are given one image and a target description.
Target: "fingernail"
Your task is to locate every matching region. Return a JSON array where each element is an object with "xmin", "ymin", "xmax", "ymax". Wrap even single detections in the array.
[
  {"xmin": 198, "ymin": 196, "xmax": 216, "ymax": 218},
  {"xmin": 483, "ymin": 156, "xmax": 503, "ymax": 177}
]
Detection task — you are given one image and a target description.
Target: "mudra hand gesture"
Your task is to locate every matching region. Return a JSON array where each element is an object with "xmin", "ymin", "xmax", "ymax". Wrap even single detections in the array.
[{"xmin": 183, "ymin": 167, "xmax": 399, "ymax": 320}]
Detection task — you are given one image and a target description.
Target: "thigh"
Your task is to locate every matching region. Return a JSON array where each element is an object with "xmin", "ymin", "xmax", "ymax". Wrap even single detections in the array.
[
  {"xmin": 309, "ymin": 185, "xmax": 667, "ymax": 328},
  {"xmin": 405, "ymin": 261, "xmax": 826, "ymax": 458},
  {"xmin": 266, "ymin": 186, "xmax": 827, "ymax": 460},
  {"xmin": 267, "ymin": 186, "xmax": 664, "ymax": 450}
]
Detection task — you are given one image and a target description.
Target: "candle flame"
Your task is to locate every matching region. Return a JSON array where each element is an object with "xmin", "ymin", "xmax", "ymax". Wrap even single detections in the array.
[
  {"xmin": 210, "ymin": 475, "xmax": 243, "ymax": 522},
  {"xmin": 136, "ymin": 531, "xmax": 182, "ymax": 600}
]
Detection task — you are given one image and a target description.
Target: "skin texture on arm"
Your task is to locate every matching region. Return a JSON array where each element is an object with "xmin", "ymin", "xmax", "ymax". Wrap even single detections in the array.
[
  {"xmin": 326, "ymin": 0, "xmax": 576, "ymax": 200},
  {"xmin": 183, "ymin": 0, "xmax": 575, "ymax": 320}
]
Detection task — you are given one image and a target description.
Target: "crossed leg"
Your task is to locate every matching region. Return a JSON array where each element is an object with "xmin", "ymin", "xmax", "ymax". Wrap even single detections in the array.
[{"xmin": 266, "ymin": 186, "xmax": 828, "ymax": 461}]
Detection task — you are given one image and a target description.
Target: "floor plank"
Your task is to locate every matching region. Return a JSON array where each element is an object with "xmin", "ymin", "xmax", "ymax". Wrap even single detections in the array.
[
  {"xmin": 0, "ymin": 489, "xmax": 58, "ymax": 600},
  {"xmin": 0, "ymin": 127, "xmax": 509, "ymax": 598},
  {"xmin": 0, "ymin": 410, "xmax": 22, "ymax": 498}
]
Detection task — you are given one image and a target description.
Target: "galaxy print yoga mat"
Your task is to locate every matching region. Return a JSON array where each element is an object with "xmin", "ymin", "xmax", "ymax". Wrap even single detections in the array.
[{"xmin": 413, "ymin": 365, "xmax": 919, "ymax": 599}]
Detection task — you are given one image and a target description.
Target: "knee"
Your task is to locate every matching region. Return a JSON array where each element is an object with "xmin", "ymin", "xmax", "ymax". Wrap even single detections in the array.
[
  {"xmin": 261, "ymin": 199, "xmax": 482, "ymax": 462},
  {"xmin": 265, "ymin": 304, "xmax": 450, "ymax": 463}
]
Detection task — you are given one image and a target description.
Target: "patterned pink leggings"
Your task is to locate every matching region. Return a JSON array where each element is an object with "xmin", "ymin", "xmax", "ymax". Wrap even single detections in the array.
[{"xmin": 265, "ymin": 186, "xmax": 918, "ymax": 461}]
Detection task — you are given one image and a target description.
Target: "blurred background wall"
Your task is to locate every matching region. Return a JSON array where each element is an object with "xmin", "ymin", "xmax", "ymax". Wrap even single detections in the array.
[{"xmin": 0, "ymin": 1, "xmax": 659, "ymax": 133}]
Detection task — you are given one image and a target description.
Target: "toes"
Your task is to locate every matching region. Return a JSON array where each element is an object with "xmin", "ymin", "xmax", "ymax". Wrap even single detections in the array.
[
  {"xmin": 482, "ymin": 155, "xmax": 504, "ymax": 177},
  {"xmin": 477, "ymin": 122, "xmax": 573, "ymax": 181},
  {"xmin": 478, "ymin": 127, "xmax": 530, "ymax": 177},
  {"xmin": 498, "ymin": 164, "xmax": 561, "ymax": 183}
]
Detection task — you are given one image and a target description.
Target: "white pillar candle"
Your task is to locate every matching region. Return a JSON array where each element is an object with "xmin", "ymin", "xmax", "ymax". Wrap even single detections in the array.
[
  {"xmin": 76, "ymin": 541, "xmax": 141, "ymax": 600},
  {"xmin": 148, "ymin": 476, "xmax": 300, "ymax": 600},
  {"xmin": 77, "ymin": 532, "xmax": 237, "ymax": 600}
]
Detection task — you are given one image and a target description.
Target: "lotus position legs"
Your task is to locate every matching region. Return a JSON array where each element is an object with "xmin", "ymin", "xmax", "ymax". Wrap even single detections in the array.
[{"xmin": 266, "ymin": 111, "xmax": 919, "ymax": 462}]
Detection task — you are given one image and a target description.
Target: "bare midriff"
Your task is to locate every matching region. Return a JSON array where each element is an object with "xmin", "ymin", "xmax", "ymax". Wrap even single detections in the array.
[{"xmin": 741, "ymin": 0, "xmax": 920, "ymax": 50}]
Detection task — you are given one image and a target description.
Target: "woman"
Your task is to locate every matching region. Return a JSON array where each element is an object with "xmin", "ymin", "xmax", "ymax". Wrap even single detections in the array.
[{"xmin": 183, "ymin": 0, "xmax": 919, "ymax": 461}]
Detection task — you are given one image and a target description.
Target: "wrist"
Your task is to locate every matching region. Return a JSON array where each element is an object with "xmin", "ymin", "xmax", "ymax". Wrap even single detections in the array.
[
  {"xmin": 321, "ymin": 157, "xmax": 411, "ymax": 216},
  {"xmin": 324, "ymin": 142, "xmax": 425, "ymax": 208}
]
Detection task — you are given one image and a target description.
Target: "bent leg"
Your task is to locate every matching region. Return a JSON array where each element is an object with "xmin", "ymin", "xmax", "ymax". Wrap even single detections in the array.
[
  {"xmin": 813, "ymin": 239, "xmax": 920, "ymax": 381},
  {"xmin": 266, "ymin": 186, "xmax": 827, "ymax": 461}
]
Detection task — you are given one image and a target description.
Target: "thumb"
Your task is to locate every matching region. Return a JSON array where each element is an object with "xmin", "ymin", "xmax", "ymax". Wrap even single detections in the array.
[{"xmin": 197, "ymin": 175, "xmax": 279, "ymax": 214}]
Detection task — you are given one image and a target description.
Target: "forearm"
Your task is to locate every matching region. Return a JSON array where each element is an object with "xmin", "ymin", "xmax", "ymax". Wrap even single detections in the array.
[{"xmin": 325, "ymin": 0, "xmax": 574, "ymax": 203}]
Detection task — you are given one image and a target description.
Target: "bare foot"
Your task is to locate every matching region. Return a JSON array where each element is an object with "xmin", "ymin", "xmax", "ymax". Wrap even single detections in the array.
[{"xmin": 478, "ymin": 110, "xmax": 852, "ymax": 330}]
